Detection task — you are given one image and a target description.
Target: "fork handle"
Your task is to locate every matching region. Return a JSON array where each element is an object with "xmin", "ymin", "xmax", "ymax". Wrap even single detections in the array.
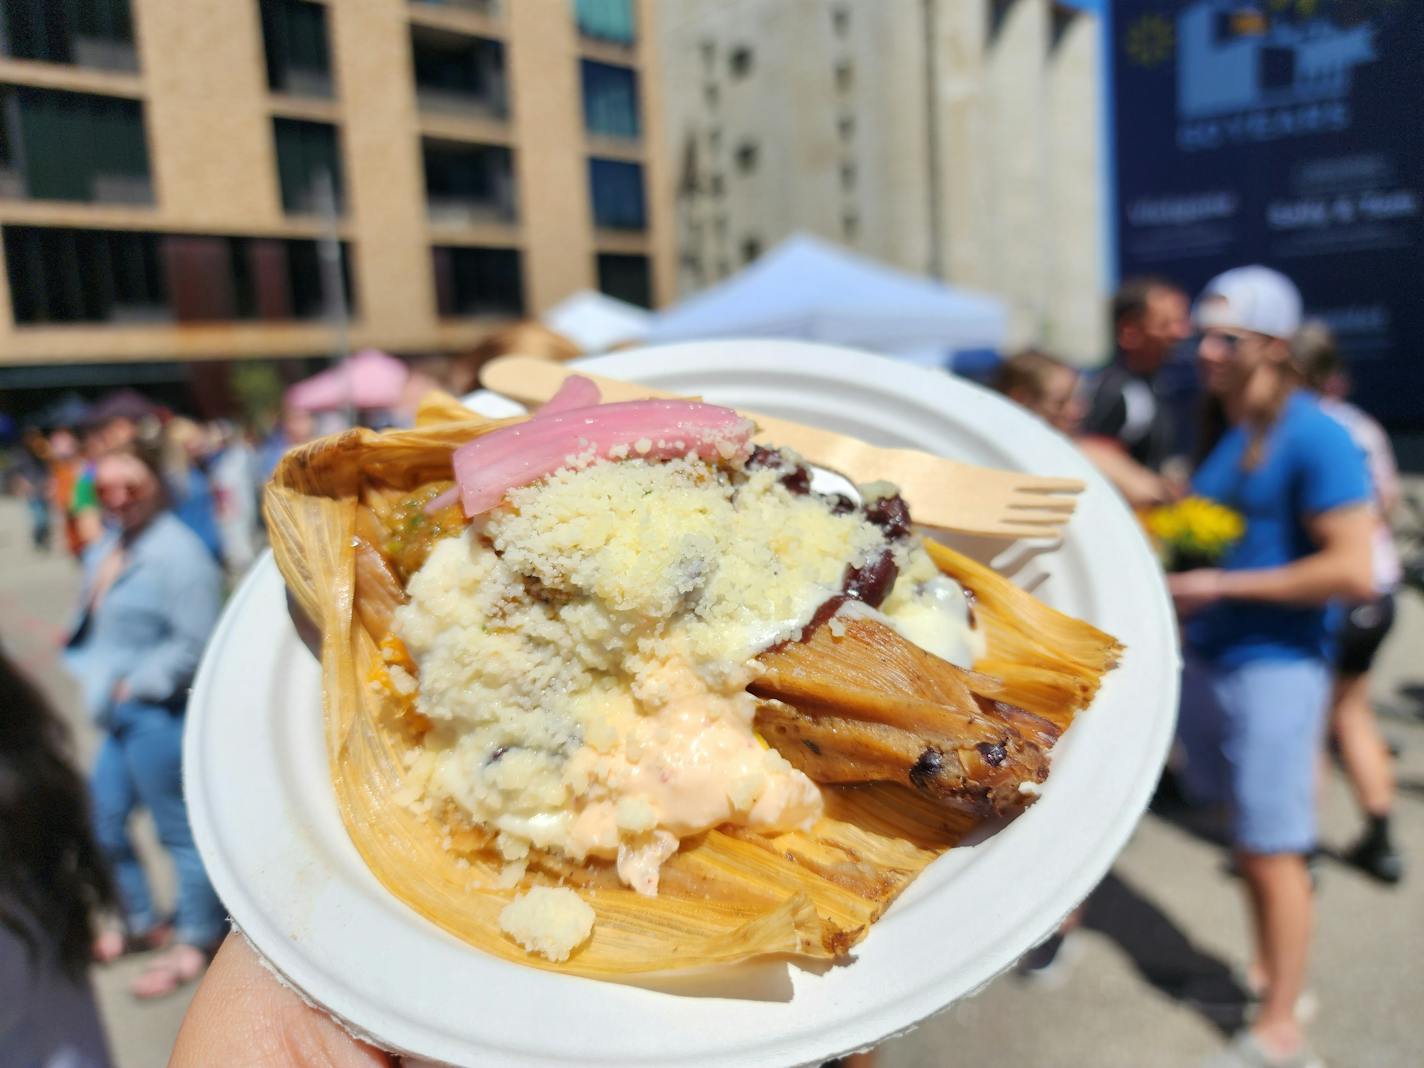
[
  {"xmin": 482, "ymin": 354, "xmax": 682, "ymax": 405},
  {"xmin": 480, "ymin": 355, "xmax": 878, "ymax": 462}
]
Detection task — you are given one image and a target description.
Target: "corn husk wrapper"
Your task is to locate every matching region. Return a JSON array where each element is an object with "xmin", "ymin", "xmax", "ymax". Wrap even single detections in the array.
[{"xmin": 263, "ymin": 393, "xmax": 1122, "ymax": 977}]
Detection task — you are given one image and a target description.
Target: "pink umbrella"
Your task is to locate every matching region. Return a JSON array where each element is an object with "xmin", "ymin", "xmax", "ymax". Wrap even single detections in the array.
[{"xmin": 285, "ymin": 349, "xmax": 410, "ymax": 412}]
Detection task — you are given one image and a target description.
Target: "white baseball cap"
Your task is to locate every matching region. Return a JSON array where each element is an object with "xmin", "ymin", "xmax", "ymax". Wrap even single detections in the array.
[{"xmin": 1194, "ymin": 266, "xmax": 1303, "ymax": 339}]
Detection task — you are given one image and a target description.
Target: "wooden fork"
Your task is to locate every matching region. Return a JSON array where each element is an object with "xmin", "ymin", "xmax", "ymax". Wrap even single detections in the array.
[{"xmin": 479, "ymin": 355, "xmax": 1084, "ymax": 539}]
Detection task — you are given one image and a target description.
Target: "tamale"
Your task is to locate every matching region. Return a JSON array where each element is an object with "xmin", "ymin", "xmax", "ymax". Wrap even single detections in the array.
[{"xmin": 263, "ymin": 394, "xmax": 1121, "ymax": 976}]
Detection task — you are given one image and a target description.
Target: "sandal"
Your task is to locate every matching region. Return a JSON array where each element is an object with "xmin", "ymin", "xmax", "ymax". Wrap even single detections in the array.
[
  {"xmin": 92, "ymin": 921, "xmax": 173, "ymax": 964},
  {"xmin": 130, "ymin": 942, "xmax": 212, "ymax": 1000}
]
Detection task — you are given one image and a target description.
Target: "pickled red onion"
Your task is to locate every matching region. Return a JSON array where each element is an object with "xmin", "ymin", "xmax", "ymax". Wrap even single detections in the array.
[
  {"xmin": 424, "ymin": 485, "xmax": 461, "ymax": 514},
  {"xmin": 452, "ymin": 400, "xmax": 754, "ymax": 516},
  {"xmin": 537, "ymin": 374, "xmax": 601, "ymax": 415},
  {"xmin": 425, "ymin": 376, "xmax": 605, "ymax": 514}
]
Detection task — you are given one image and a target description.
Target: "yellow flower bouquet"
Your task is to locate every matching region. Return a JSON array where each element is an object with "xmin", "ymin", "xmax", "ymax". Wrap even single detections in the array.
[{"xmin": 1143, "ymin": 497, "xmax": 1245, "ymax": 572}]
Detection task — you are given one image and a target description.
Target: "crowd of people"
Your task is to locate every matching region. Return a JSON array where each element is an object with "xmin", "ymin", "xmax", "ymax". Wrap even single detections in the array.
[
  {"xmin": 10, "ymin": 410, "xmax": 307, "ymax": 579},
  {"xmin": 995, "ymin": 267, "xmax": 1406, "ymax": 1068},
  {"xmin": 0, "ymin": 268, "xmax": 1411, "ymax": 1068}
]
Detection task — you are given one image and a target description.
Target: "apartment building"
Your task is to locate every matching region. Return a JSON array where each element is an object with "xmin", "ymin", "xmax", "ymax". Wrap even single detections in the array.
[
  {"xmin": 661, "ymin": 0, "xmax": 1106, "ymax": 364},
  {"xmin": 0, "ymin": 0, "xmax": 674, "ymax": 377}
]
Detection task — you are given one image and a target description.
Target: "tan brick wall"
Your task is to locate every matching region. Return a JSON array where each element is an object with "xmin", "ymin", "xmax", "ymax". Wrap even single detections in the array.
[
  {"xmin": 133, "ymin": 0, "xmax": 284, "ymax": 228},
  {"xmin": 0, "ymin": 0, "xmax": 673, "ymax": 366},
  {"xmin": 329, "ymin": 0, "xmax": 435, "ymax": 343},
  {"xmin": 506, "ymin": 0, "xmax": 594, "ymax": 313}
]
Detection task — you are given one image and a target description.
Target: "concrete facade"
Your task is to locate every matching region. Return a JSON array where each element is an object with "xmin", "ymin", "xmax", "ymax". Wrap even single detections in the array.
[
  {"xmin": 661, "ymin": 0, "xmax": 1106, "ymax": 364},
  {"xmin": 0, "ymin": 0, "xmax": 674, "ymax": 367}
]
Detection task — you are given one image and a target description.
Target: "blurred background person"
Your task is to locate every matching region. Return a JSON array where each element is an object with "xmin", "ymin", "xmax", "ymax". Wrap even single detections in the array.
[
  {"xmin": 1, "ymin": 647, "xmax": 116, "ymax": 1068},
  {"xmin": 992, "ymin": 348, "xmax": 1092, "ymax": 983},
  {"xmin": 47, "ymin": 428, "xmax": 89, "ymax": 558},
  {"xmin": 9, "ymin": 428, "xmax": 53, "ymax": 551},
  {"xmin": 208, "ymin": 421, "xmax": 262, "ymax": 579},
  {"xmin": 72, "ymin": 424, "xmax": 110, "ymax": 553},
  {"xmin": 1168, "ymin": 267, "xmax": 1373, "ymax": 1068},
  {"xmin": 992, "ymin": 349, "xmax": 1085, "ymax": 436},
  {"xmin": 63, "ymin": 439, "xmax": 227, "ymax": 1000},
  {"xmin": 1295, "ymin": 320, "xmax": 1404, "ymax": 885},
  {"xmin": 258, "ymin": 405, "xmax": 316, "ymax": 484},
  {"xmin": 444, "ymin": 321, "xmax": 582, "ymax": 398},
  {"xmin": 1079, "ymin": 276, "xmax": 1192, "ymax": 506},
  {"xmin": 162, "ymin": 417, "xmax": 223, "ymax": 564}
]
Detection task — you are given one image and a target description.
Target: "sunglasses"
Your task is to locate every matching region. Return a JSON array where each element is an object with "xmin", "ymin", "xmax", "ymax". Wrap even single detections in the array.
[{"xmin": 96, "ymin": 476, "xmax": 153, "ymax": 503}]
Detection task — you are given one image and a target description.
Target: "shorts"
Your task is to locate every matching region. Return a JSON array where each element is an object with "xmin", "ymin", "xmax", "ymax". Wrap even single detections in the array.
[
  {"xmin": 1176, "ymin": 654, "xmax": 1330, "ymax": 855},
  {"xmin": 1334, "ymin": 593, "xmax": 1396, "ymax": 677}
]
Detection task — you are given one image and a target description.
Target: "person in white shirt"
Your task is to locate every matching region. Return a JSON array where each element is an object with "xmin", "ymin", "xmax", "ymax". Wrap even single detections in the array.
[{"xmin": 1295, "ymin": 320, "xmax": 1404, "ymax": 885}]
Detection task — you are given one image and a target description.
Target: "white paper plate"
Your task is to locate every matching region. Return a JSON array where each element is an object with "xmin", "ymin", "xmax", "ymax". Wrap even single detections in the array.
[{"xmin": 186, "ymin": 342, "xmax": 1179, "ymax": 1067}]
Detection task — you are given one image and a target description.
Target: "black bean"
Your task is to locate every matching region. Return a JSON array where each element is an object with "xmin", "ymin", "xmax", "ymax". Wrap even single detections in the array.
[
  {"xmin": 909, "ymin": 747, "xmax": 945, "ymax": 790},
  {"xmin": 746, "ymin": 445, "xmax": 780, "ymax": 470},
  {"xmin": 780, "ymin": 466, "xmax": 811, "ymax": 495},
  {"xmin": 745, "ymin": 445, "xmax": 810, "ymax": 495},
  {"xmin": 803, "ymin": 594, "xmax": 849, "ymax": 637},
  {"xmin": 865, "ymin": 494, "xmax": 912, "ymax": 540},
  {"xmin": 843, "ymin": 550, "xmax": 898, "ymax": 608},
  {"xmin": 976, "ymin": 741, "xmax": 1007, "ymax": 767}
]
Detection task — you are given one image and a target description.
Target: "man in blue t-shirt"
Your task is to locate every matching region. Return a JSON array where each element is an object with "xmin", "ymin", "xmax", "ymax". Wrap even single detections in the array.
[{"xmin": 1168, "ymin": 267, "xmax": 1372, "ymax": 1068}]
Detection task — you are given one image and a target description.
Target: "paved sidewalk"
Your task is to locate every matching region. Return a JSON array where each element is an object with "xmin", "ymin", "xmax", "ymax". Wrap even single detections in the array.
[{"xmin": 1, "ymin": 496, "xmax": 1419, "ymax": 1067}]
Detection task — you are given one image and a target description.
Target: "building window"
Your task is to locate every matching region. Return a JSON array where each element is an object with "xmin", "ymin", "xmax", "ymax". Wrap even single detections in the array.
[
  {"xmin": 422, "ymin": 139, "xmax": 516, "ymax": 223},
  {"xmin": 728, "ymin": 45, "xmax": 752, "ymax": 79},
  {"xmin": 580, "ymin": 60, "xmax": 640, "ymax": 139},
  {"xmin": 413, "ymin": 0, "xmax": 499, "ymax": 13},
  {"xmin": 0, "ymin": 0, "xmax": 136, "ymax": 71},
  {"xmin": 273, "ymin": 118, "xmax": 343, "ymax": 215},
  {"xmin": 596, "ymin": 252, "xmax": 650, "ymax": 308},
  {"xmin": 842, "ymin": 211, "xmax": 859, "ymax": 241},
  {"xmin": 840, "ymin": 161, "xmax": 856, "ymax": 190},
  {"xmin": 837, "ymin": 114, "xmax": 855, "ymax": 140},
  {"xmin": 2, "ymin": 225, "xmax": 353, "ymax": 325},
  {"xmin": 740, "ymin": 236, "xmax": 761, "ymax": 263},
  {"xmin": 734, "ymin": 141, "xmax": 757, "ymax": 174},
  {"xmin": 573, "ymin": 0, "xmax": 635, "ymax": 46},
  {"xmin": 699, "ymin": 39, "xmax": 714, "ymax": 66},
  {"xmin": 588, "ymin": 157, "xmax": 645, "ymax": 230},
  {"xmin": 708, "ymin": 173, "xmax": 724, "ymax": 197},
  {"xmin": 0, "ymin": 86, "xmax": 150, "ymax": 203},
  {"xmin": 259, "ymin": 0, "xmax": 333, "ymax": 98},
  {"xmin": 431, "ymin": 245, "xmax": 524, "ymax": 317},
  {"xmin": 988, "ymin": 0, "xmax": 1014, "ymax": 45},
  {"xmin": 832, "ymin": 7, "xmax": 849, "ymax": 37},
  {"xmin": 707, "ymin": 126, "xmax": 721, "ymax": 153},
  {"xmin": 713, "ymin": 215, "xmax": 727, "ymax": 238},
  {"xmin": 410, "ymin": 25, "xmax": 507, "ymax": 117},
  {"xmin": 703, "ymin": 82, "xmax": 719, "ymax": 108},
  {"xmin": 834, "ymin": 60, "xmax": 853, "ymax": 92},
  {"xmin": 1050, "ymin": 5, "xmax": 1078, "ymax": 52}
]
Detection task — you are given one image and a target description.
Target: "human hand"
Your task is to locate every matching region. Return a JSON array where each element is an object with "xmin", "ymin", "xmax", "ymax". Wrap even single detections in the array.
[
  {"xmin": 171, "ymin": 932, "xmax": 396, "ymax": 1066},
  {"xmin": 1167, "ymin": 569, "xmax": 1224, "ymax": 617},
  {"xmin": 112, "ymin": 679, "xmax": 131, "ymax": 704},
  {"xmin": 1124, "ymin": 469, "xmax": 1175, "ymax": 508}
]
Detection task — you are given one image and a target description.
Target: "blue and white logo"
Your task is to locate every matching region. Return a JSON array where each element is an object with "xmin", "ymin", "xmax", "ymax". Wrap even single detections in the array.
[{"xmin": 1177, "ymin": 1, "xmax": 1376, "ymax": 120}]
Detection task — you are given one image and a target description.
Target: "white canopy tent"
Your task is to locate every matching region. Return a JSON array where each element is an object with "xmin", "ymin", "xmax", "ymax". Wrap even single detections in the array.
[
  {"xmin": 645, "ymin": 234, "xmax": 1008, "ymax": 361},
  {"xmin": 543, "ymin": 289, "xmax": 652, "ymax": 353}
]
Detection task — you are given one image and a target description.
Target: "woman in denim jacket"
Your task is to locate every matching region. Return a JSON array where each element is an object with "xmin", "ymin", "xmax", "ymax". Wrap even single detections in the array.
[{"xmin": 64, "ymin": 439, "xmax": 226, "ymax": 999}]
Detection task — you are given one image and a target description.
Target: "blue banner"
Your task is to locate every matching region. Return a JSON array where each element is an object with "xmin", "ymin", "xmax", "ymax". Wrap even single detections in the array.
[{"xmin": 1113, "ymin": 0, "xmax": 1422, "ymax": 428}]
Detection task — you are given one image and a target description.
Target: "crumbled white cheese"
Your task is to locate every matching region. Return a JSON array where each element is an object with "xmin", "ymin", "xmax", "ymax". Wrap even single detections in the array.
[
  {"xmin": 393, "ymin": 454, "xmax": 981, "ymax": 897},
  {"xmin": 499, "ymin": 887, "xmax": 595, "ymax": 961}
]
